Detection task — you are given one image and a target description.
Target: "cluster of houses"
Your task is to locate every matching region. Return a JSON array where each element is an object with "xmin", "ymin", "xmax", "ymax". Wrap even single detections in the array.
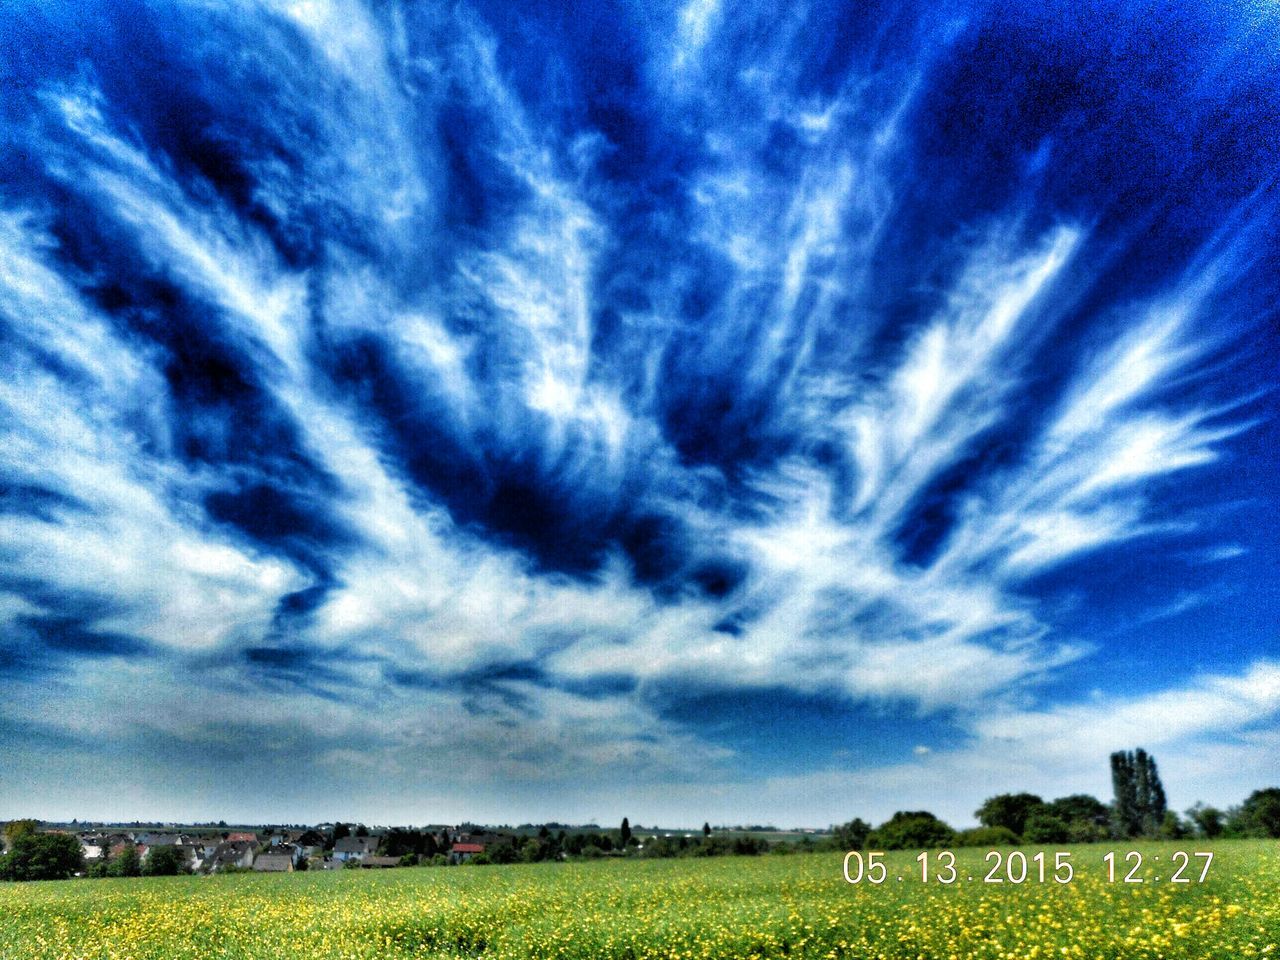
[{"xmin": 72, "ymin": 827, "xmax": 489, "ymax": 874}]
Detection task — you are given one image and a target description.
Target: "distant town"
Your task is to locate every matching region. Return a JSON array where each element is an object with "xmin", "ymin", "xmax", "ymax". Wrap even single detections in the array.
[{"xmin": 0, "ymin": 818, "xmax": 828, "ymax": 879}]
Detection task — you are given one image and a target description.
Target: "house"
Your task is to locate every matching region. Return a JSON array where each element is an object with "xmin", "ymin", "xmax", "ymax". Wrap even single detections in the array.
[
  {"xmin": 193, "ymin": 837, "xmax": 224, "ymax": 863},
  {"xmin": 450, "ymin": 843, "xmax": 484, "ymax": 864},
  {"xmin": 138, "ymin": 835, "xmax": 185, "ymax": 860},
  {"xmin": 206, "ymin": 841, "xmax": 256, "ymax": 873},
  {"xmin": 266, "ymin": 843, "xmax": 304, "ymax": 866},
  {"xmin": 293, "ymin": 830, "xmax": 325, "ymax": 858},
  {"xmin": 252, "ymin": 851, "xmax": 295, "ymax": 872},
  {"xmin": 226, "ymin": 832, "xmax": 258, "ymax": 844},
  {"xmin": 136, "ymin": 833, "xmax": 182, "ymax": 848},
  {"xmin": 80, "ymin": 833, "xmax": 129, "ymax": 862},
  {"xmin": 360, "ymin": 855, "xmax": 401, "ymax": 869},
  {"xmin": 332, "ymin": 836, "xmax": 378, "ymax": 863},
  {"xmin": 172, "ymin": 844, "xmax": 202, "ymax": 871}
]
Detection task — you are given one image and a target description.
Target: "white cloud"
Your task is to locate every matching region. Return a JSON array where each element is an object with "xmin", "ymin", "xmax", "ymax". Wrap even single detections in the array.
[{"xmin": 0, "ymin": 1, "xmax": 1269, "ymax": 827}]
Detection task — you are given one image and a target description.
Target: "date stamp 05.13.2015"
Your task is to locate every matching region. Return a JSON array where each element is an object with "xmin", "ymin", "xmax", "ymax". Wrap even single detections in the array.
[{"xmin": 842, "ymin": 849, "xmax": 1214, "ymax": 885}]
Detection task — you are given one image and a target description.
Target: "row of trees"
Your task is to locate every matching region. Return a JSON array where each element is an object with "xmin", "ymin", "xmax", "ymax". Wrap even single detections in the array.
[
  {"xmin": 435, "ymin": 820, "xmax": 768, "ymax": 866},
  {"xmin": 0, "ymin": 822, "xmax": 83, "ymax": 882},
  {"xmin": 831, "ymin": 750, "xmax": 1280, "ymax": 850}
]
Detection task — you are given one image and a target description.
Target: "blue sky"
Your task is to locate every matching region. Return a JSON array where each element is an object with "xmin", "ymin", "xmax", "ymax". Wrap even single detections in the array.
[{"xmin": 1, "ymin": 0, "xmax": 1278, "ymax": 829}]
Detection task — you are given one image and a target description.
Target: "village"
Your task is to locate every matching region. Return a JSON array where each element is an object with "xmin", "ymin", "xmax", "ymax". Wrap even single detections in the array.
[
  {"xmin": 69, "ymin": 824, "xmax": 499, "ymax": 874},
  {"xmin": 0, "ymin": 817, "xmax": 789, "ymax": 879}
]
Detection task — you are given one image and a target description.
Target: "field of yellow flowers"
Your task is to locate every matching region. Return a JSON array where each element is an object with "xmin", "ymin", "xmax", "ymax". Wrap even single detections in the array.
[{"xmin": 1, "ymin": 840, "xmax": 1276, "ymax": 959}]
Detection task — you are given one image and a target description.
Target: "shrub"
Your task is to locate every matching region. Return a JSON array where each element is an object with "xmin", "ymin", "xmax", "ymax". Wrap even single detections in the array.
[
  {"xmin": 142, "ymin": 846, "xmax": 188, "ymax": 877},
  {"xmin": 1023, "ymin": 814, "xmax": 1071, "ymax": 844},
  {"xmin": 955, "ymin": 826, "xmax": 1020, "ymax": 847},
  {"xmin": 868, "ymin": 812, "xmax": 955, "ymax": 850},
  {"xmin": 0, "ymin": 833, "xmax": 84, "ymax": 881}
]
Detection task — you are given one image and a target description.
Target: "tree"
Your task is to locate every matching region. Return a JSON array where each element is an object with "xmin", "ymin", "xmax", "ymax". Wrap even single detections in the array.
[
  {"xmin": 108, "ymin": 845, "xmax": 142, "ymax": 878},
  {"xmin": 974, "ymin": 794, "xmax": 1045, "ymax": 838},
  {"xmin": 2, "ymin": 820, "xmax": 39, "ymax": 847},
  {"xmin": 1234, "ymin": 788, "xmax": 1280, "ymax": 838},
  {"xmin": 832, "ymin": 818, "xmax": 871, "ymax": 851},
  {"xmin": 1022, "ymin": 813, "xmax": 1071, "ymax": 844},
  {"xmin": 1135, "ymin": 748, "xmax": 1167, "ymax": 836},
  {"xmin": 702, "ymin": 822, "xmax": 711, "ymax": 839},
  {"xmin": 0, "ymin": 833, "xmax": 85, "ymax": 881},
  {"xmin": 1111, "ymin": 749, "xmax": 1166, "ymax": 838},
  {"xmin": 1157, "ymin": 811, "xmax": 1189, "ymax": 840},
  {"xmin": 355, "ymin": 824, "xmax": 369, "ymax": 838},
  {"xmin": 142, "ymin": 846, "xmax": 187, "ymax": 877},
  {"xmin": 1042, "ymin": 794, "xmax": 1110, "ymax": 843},
  {"xmin": 620, "ymin": 818, "xmax": 632, "ymax": 849},
  {"xmin": 868, "ymin": 812, "xmax": 955, "ymax": 850},
  {"xmin": 1047, "ymin": 794, "xmax": 1109, "ymax": 827},
  {"xmin": 1186, "ymin": 803, "xmax": 1225, "ymax": 839},
  {"xmin": 1111, "ymin": 751, "xmax": 1140, "ymax": 838},
  {"xmin": 955, "ymin": 826, "xmax": 1019, "ymax": 847}
]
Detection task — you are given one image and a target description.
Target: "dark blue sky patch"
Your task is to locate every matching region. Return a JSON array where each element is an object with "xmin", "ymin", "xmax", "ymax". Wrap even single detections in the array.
[
  {"xmin": 203, "ymin": 481, "xmax": 353, "ymax": 574},
  {"xmin": 647, "ymin": 682, "xmax": 967, "ymax": 774},
  {"xmin": 21, "ymin": 615, "xmax": 152, "ymax": 659},
  {"xmin": 238, "ymin": 643, "xmax": 357, "ymax": 701},
  {"xmin": 0, "ymin": 482, "xmax": 85, "ymax": 523}
]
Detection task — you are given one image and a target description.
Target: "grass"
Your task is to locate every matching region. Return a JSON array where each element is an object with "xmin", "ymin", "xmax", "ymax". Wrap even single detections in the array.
[{"xmin": 0, "ymin": 841, "xmax": 1276, "ymax": 959}]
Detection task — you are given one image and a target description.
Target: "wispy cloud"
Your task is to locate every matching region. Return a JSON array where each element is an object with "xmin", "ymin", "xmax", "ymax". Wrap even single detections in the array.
[{"xmin": 1, "ymin": 0, "xmax": 1276, "ymax": 822}]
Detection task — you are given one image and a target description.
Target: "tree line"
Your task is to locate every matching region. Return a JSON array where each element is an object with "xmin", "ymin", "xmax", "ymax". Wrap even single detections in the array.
[{"xmin": 832, "ymin": 750, "xmax": 1280, "ymax": 851}]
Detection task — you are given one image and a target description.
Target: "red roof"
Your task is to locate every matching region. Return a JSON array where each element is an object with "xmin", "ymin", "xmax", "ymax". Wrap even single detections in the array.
[
  {"xmin": 451, "ymin": 843, "xmax": 485, "ymax": 853},
  {"xmin": 226, "ymin": 833, "xmax": 257, "ymax": 843}
]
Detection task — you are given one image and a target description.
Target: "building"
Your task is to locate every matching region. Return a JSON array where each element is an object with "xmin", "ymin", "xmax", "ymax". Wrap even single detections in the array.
[
  {"xmin": 293, "ymin": 830, "xmax": 325, "ymax": 859},
  {"xmin": 206, "ymin": 840, "xmax": 256, "ymax": 873},
  {"xmin": 449, "ymin": 842, "xmax": 484, "ymax": 864},
  {"xmin": 332, "ymin": 836, "xmax": 378, "ymax": 863},
  {"xmin": 252, "ymin": 851, "xmax": 295, "ymax": 873}
]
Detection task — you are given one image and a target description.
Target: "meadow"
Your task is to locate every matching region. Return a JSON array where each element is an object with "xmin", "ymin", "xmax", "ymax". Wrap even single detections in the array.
[{"xmin": 1, "ymin": 841, "xmax": 1276, "ymax": 959}]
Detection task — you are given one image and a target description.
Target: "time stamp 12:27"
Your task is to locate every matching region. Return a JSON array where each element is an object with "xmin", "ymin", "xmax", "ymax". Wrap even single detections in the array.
[{"xmin": 842, "ymin": 850, "xmax": 1215, "ymax": 885}]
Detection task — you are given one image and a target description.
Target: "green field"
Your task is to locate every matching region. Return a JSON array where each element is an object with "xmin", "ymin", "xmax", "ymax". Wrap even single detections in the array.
[{"xmin": 1, "ymin": 842, "xmax": 1277, "ymax": 959}]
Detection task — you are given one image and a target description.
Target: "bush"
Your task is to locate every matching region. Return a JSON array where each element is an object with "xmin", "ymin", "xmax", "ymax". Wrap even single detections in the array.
[
  {"xmin": 0, "ymin": 833, "xmax": 84, "ymax": 881},
  {"xmin": 832, "ymin": 818, "xmax": 872, "ymax": 851},
  {"xmin": 868, "ymin": 812, "xmax": 955, "ymax": 850},
  {"xmin": 108, "ymin": 845, "xmax": 141, "ymax": 878},
  {"xmin": 1023, "ymin": 814, "xmax": 1071, "ymax": 844},
  {"xmin": 488, "ymin": 845, "xmax": 518, "ymax": 865},
  {"xmin": 1157, "ymin": 812, "xmax": 1190, "ymax": 840},
  {"xmin": 1235, "ymin": 789, "xmax": 1280, "ymax": 838},
  {"xmin": 955, "ymin": 826, "xmax": 1020, "ymax": 847},
  {"xmin": 974, "ymin": 794, "xmax": 1045, "ymax": 837},
  {"xmin": 142, "ymin": 846, "xmax": 188, "ymax": 877},
  {"xmin": 1066, "ymin": 820, "xmax": 1109, "ymax": 843}
]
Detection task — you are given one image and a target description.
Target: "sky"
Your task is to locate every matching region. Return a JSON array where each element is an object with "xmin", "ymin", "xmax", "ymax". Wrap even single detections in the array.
[{"xmin": 1, "ymin": 0, "xmax": 1278, "ymax": 830}]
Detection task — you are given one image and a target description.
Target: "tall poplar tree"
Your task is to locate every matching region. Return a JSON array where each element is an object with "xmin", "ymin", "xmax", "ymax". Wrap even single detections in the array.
[{"xmin": 1111, "ymin": 748, "xmax": 1167, "ymax": 838}]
